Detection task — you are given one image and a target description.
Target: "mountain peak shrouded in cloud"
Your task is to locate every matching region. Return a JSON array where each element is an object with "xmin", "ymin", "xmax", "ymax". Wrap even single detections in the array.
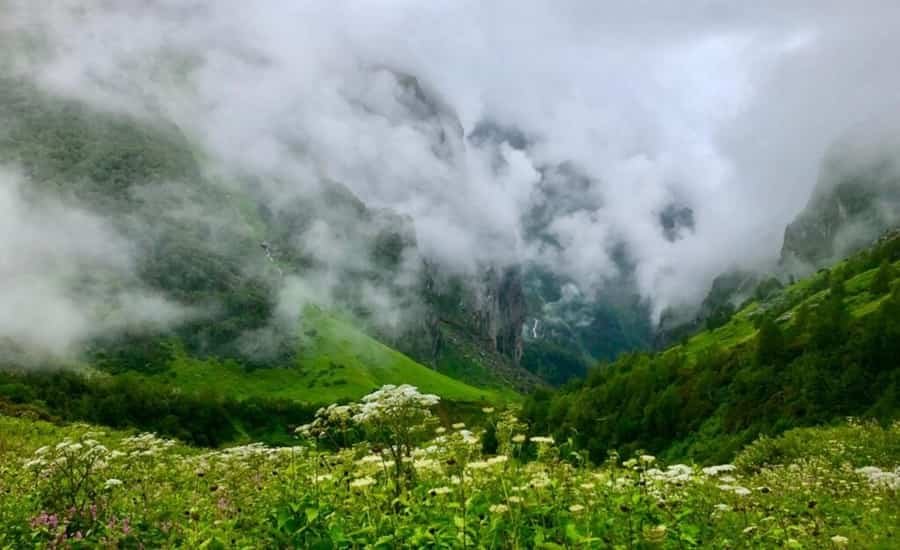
[{"xmin": 3, "ymin": 0, "xmax": 900, "ymax": 356}]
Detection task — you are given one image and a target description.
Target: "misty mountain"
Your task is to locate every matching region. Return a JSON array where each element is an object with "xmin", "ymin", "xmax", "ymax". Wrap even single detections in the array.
[
  {"xmin": 0, "ymin": 65, "xmax": 546, "ymax": 393},
  {"xmin": 782, "ymin": 133, "xmax": 900, "ymax": 272},
  {"xmin": 658, "ymin": 130, "xmax": 900, "ymax": 347}
]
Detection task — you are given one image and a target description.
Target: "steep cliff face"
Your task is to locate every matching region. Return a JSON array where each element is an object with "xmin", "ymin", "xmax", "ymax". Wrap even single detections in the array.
[
  {"xmin": 781, "ymin": 181, "xmax": 899, "ymax": 271},
  {"xmin": 781, "ymin": 135, "xmax": 900, "ymax": 272},
  {"xmin": 401, "ymin": 264, "xmax": 540, "ymax": 392},
  {"xmin": 494, "ymin": 268, "xmax": 527, "ymax": 363}
]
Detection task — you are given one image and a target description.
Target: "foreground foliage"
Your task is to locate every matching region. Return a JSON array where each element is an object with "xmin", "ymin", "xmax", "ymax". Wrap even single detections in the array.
[{"xmin": 1, "ymin": 388, "xmax": 898, "ymax": 548}]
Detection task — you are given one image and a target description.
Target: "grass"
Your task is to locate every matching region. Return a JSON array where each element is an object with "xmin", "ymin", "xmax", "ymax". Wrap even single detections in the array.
[
  {"xmin": 2, "ymin": 411, "xmax": 898, "ymax": 548},
  {"xmin": 667, "ymin": 259, "xmax": 900, "ymax": 366},
  {"xmin": 148, "ymin": 309, "xmax": 506, "ymax": 406}
]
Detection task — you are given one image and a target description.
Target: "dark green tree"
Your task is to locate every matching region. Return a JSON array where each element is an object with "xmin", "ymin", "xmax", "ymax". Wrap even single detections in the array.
[
  {"xmin": 756, "ymin": 317, "xmax": 785, "ymax": 366},
  {"xmin": 791, "ymin": 301, "xmax": 812, "ymax": 341},
  {"xmin": 813, "ymin": 276, "xmax": 850, "ymax": 349},
  {"xmin": 871, "ymin": 260, "xmax": 894, "ymax": 295}
]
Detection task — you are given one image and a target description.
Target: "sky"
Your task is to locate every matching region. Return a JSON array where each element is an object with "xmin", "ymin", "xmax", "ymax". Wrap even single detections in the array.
[{"xmin": 4, "ymin": 0, "xmax": 900, "ymax": 341}]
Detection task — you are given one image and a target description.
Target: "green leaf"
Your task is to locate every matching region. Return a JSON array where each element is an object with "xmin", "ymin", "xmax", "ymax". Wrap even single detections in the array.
[{"xmin": 305, "ymin": 507, "xmax": 320, "ymax": 524}]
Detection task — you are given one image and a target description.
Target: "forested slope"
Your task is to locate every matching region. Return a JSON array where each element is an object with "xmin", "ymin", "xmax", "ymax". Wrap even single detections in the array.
[{"xmin": 526, "ymin": 230, "xmax": 900, "ymax": 463}]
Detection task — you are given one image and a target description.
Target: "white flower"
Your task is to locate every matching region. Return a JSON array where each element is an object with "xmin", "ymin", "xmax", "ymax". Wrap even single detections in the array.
[
  {"xmin": 529, "ymin": 475, "xmax": 552, "ymax": 489},
  {"xmin": 487, "ymin": 455, "xmax": 508, "ymax": 466},
  {"xmin": 568, "ymin": 504, "xmax": 585, "ymax": 513},
  {"xmin": 23, "ymin": 458, "xmax": 46, "ymax": 469},
  {"xmin": 714, "ymin": 504, "xmax": 732, "ymax": 512},
  {"xmin": 466, "ymin": 460, "xmax": 491, "ymax": 471},
  {"xmin": 830, "ymin": 535, "xmax": 849, "ymax": 547},
  {"xmin": 429, "ymin": 486, "xmax": 452, "ymax": 495},
  {"xmin": 489, "ymin": 504, "xmax": 509, "ymax": 514},
  {"xmin": 414, "ymin": 458, "xmax": 442, "ymax": 473},
  {"xmin": 458, "ymin": 430, "xmax": 479, "ymax": 446},
  {"xmin": 452, "ymin": 423, "xmax": 466, "ymax": 430},
  {"xmin": 529, "ymin": 436, "xmax": 554, "ymax": 445},
  {"xmin": 512, "ymin": 434, "xmax": 526, "ymax": 443},
  {"xmin": 104, "ymin": 478, "xmax": 123, "ymax": 489},
  {"xmin": 733, "ymin": 487, "xmax": 752, "ymax": 497},
  {"xmin": 356, "ymin": 454, "xmax": 383, "ymax": 465},
  {"xmin": 482, "ymin": 407, "xmax": 495, "ymax": 414},
  {"xmin": 350, "ymin": 476, "xmax": 376, "ymax": 489},
  {"xmin": 640, "ymin": 454, "xmax": 656, "ymax": 464},
  {"xmin": 702, "ymin": 464, "xmax": 736, "ymax": 476}
]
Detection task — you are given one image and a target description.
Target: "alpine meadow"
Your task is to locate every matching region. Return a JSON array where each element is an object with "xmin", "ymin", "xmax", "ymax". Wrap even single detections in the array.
[{"xmin": 1, "ymin": 2, "xmax": 900, "ymax": 548}]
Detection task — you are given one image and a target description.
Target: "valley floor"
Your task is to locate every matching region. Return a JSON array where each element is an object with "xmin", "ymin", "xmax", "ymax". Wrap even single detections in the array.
[{"xmin": 1, "ymin": 411, "xmax": 898, "ymax": 548}]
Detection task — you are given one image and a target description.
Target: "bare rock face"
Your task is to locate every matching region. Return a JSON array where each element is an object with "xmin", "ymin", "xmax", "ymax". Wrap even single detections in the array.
[
  {"xmin": 781, "ymin": 131, "xmax": 900, "ymax": 272},
  {"xmin": 405, "ymin": 264, "xmax": 541, "ymax": 392},
  {"xmin": 462, "ymin": 267, "xmax": 526, "ymax": 364},
  {"xmin": 781, "ymin": 180, "xmax": 896, "ymax": 271},
  {"xmin": 495, "ymin": 268, "xmax": 527, "ymax": 363}
]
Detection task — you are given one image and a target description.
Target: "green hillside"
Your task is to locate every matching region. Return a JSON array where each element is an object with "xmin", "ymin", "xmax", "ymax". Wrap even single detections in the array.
[
  {"xmin": 153, "ymin": 309, "xmax": 508, "ymax": 405},
  {"xmin": 0, "ymin": 306, "xmax": 507, "ymax": 448},
  {"xmin": 526, "ymin": 230, "xmax": 900, "ymax": 464}
]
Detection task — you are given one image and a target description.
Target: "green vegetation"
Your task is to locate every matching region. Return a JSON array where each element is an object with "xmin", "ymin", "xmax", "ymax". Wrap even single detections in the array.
[
  {"xmin": 0, "ymin": 309, "xmax": 506, "ymax": 448},
  {"xmin": 525, "ymin": 233, "xmax": 900, "ymax": 464},
  {"xmin": 155, "ymin": 310, "xmax": 505, "ymax": 405},
  {"xmin": 521, "ymin": 340, "xmax": 589, "ymax": 386},
  {"xmin": 0, "ymin": 368, "xmax": 315, "ymax": 447},
  {"xmin": 2, "ymin": 396, "xmax": 898, "ymax": 548}
]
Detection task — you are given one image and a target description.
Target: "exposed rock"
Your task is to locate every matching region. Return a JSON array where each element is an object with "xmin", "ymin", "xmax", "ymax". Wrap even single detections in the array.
[{"xmin": 781, "ymin": 130, "xmax": 900, "ymax": 272}]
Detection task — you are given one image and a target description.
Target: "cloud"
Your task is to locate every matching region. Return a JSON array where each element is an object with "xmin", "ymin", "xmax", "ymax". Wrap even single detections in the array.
[
  {"xmin": 5, "ymin": 0, "xmax": 900, "ymax": 327},
  {"xmin": 0, "ymin": 168, "xmax": 190, "ymax": 358}
]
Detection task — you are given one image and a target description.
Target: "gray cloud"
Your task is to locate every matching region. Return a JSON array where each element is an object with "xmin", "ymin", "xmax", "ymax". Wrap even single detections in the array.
[
  {"xmin": 5, "ymin": 0, "xmax": 900, "ymax": 327},
  {"xmin": 0, "ymin": 168, "xmax": 190, "ymax": 358}
]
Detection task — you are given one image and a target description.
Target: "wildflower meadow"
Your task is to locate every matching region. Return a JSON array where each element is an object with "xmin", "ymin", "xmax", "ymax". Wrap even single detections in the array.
[{"xmin": 1, "ymin": 385, "xmax": 898, "ymax": 548}]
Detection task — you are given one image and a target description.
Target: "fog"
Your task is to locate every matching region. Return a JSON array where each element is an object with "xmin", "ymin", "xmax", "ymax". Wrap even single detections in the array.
[
  {"xmin": 0, "ymin": 169, "xmax": 189, "ymax": 358},
  {"xmin": 4, "ymin": 0, "xmax": 900, "ymax": 349}
]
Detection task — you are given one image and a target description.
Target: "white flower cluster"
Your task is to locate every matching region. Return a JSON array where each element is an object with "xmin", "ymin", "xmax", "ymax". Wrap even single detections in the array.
[
  {"xmin": 855, "ymin": 466, "xmax": 900, "ymax": 490},
  {"xmin": 645, "ymin": 464, "xmax": 693, "ymax": 484},
  {"xmin": 296, "ymin": 385, "xmax": 440, "ymax": 439},
  {"xmin": 296, "ymin": 403, "xmax": 356, "ymax": 438},
  {"xmin": 120, "ymin": 433, "xmax": 176, "ymax": 458},
  {"xmin": 352, "ymin": 384, "xmax": 440, "ymax": 424},
  {"xmin": 702, "ymin": 464, "xmax": 736, "ymax": 476},
  {"xmin": 24, "ymin": 437, "xmax": 110, "ymax": 473},
  {"xmin": 466, "ymin": 455, "xmax": 508, "ymax": 473}
]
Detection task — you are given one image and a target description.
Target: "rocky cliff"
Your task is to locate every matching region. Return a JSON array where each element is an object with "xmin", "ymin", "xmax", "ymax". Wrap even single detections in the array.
[{"xmin": 781, "ymin": 132, "xmax": 900, "ymax": 272}]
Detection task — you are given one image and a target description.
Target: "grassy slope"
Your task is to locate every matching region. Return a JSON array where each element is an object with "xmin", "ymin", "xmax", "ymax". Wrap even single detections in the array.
[
  {"xmin": 668, "ymin": 258, "xmax": 900, "ymax": 364},
  {"xmin": 657, "ymin": 257, "xmax": 900, "ymax": 460},
  {"xmin": 150, "ymin": 310, "xmax": 508, "ymax": 405}
]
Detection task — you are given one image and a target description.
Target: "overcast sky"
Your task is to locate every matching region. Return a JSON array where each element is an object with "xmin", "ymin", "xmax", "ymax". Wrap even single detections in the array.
[{"xmin": 7, "ymin": 0, "xmax": 900, "ymax": 322}]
